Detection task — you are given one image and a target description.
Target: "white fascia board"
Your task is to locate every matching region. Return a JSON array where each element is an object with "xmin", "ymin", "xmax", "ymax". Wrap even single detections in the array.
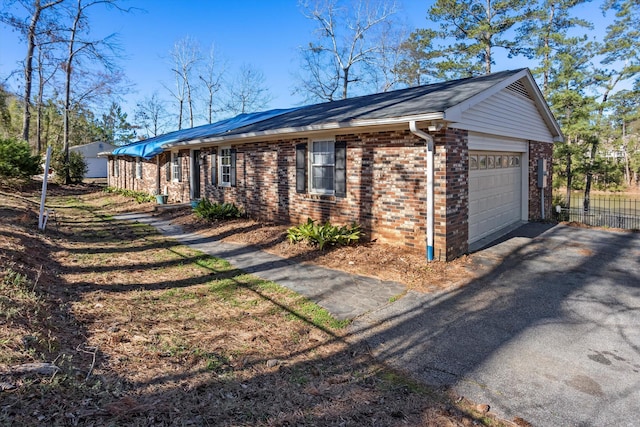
[
  {"xmin": 520, "ymin": 75, "xmax": 564, "ymax": 142},
  {"xmin": 166, "ymin": 112, "xmax": 445, "ymax": 148},
  {"xmin": 444, "ymin": 69, "xmax": 564, "ymax": 142},
  {"xmin": 444, "ymin": 69, "xmax": 530, "ymax": 122}
]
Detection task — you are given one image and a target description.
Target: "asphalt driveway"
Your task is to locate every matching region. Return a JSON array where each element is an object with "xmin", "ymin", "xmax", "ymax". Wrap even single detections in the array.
[{"xmin": 352, "ymin": 224, "xmax": 640, "ymax": 426}]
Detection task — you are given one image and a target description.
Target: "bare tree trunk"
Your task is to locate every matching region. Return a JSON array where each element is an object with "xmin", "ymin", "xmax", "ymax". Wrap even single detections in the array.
[
  {"xmin": 484, "ymin": 42, "xmax": 491, "ymax": 74},
  {"xmin": 186, "ymin": 79, "xmax": 193, "ymax": 128},
  {"xmin": 342, "ymin": 67, "xmax": 349, "ymax": 99},
  {"xmin": 21, "ymin": 0, "xmax": 63, "ymax": 147},
  {"xmin": 63, "ymin": 0, "xmax": 82, "ymax": 184},
  {"xmin": 583, "ymin": 139, "xmax": 598, "ymax": 212},
  {"xmin": 484, "ymin": 0, "xmax": 492, "ymax": 74},
  {"xmin": 565, "ymin": 149, "xmax": 572, "ymax": 210},
  {"xmin": 542, "ymin": 3, "xmax": 555, "ymax": 94},
  {"xmin": 36, "ymin": 82, "xmax": 43, "ymax": 153},
  {"xmin": 22, "ymin": 3, "xmax": 38, "ymax": 145}
]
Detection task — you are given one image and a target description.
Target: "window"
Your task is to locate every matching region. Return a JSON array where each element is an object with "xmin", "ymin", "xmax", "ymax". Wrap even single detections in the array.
[
  {"xmin": 311, "ymin": 140, "xmax": 335, "ymax": 194},
  {"xmin": 218, "ymin": 147, "xmax": 232, "ymax": 186},
  {"xmin": 135, "ymin": 158, "xmax": 142, "ymax": 179},
  {"xmin": 171, "ymin": 151, "xmax": 181, "ymax": 182},
  {"xmin": 296, "ymin": 140, "xmax": 346, "ymax": 197},
  {"xmin": 470, "ymin": 155, "xmax": 478, "ymax": 169},
  {"xmin": 487, "ymin": 156, "xmax": 495, "ymax": 169},
  {"xmin": 479, "ymin": 155, "xmax": 487, "ymax": 169}
]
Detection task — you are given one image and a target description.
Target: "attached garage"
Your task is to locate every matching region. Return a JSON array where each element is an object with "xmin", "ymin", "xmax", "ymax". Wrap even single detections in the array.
[{"xmin": 469, "ymin": 151, "xmax": 522, "ymax": 244}]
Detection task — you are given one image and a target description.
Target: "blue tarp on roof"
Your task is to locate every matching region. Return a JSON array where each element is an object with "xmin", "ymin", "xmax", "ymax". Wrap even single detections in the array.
[{"xmin": 112, "ymin": 108, "xmax": 298, "ymax": 159}]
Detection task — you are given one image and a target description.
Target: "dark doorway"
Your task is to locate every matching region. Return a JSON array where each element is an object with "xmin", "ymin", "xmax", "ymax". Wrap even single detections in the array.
[{"xmin": 191, "ymin": 150, "xmax": 201, "ymax": 200}]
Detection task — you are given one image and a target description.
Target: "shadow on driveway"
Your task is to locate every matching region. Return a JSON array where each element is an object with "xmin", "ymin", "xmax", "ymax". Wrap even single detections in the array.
[{"xmin": 353, "ymin": 224, "xmax": 640, "ymax": 426}]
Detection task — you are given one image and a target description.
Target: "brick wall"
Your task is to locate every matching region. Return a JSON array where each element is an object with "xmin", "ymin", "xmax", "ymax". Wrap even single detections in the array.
[
  {"xmin": 433, "ymin": 128, "xmax": 469, "ymax": 261},
  {"xmin": 198, "ymin": 130, "xmax": 432, "ymax": 256},
  {"xmin": 106, "ymin": 127, "xmax": 552, "ymax": 262},
  {"xmin": 528, "ymin": 141, "xmax": 554, "ymax": 220}
]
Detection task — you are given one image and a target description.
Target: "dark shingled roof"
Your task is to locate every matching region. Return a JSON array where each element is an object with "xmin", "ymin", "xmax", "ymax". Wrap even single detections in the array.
[
  {"xmin": 225, "ymin": 68, "xmax": 525, "ymax": 136},
  {"xmin": 112, "ymin": 69, "xmax": 531, "ymax": 158}
]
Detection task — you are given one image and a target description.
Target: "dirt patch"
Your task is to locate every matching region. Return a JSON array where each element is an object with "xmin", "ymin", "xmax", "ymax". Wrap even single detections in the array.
[
  {"xmin": 159, "ymin": 206, "xmax": 477, "ymax": 293},
  {"xmin": 0, "ymin": 182, "xmax": 513, "ymax": 426}
]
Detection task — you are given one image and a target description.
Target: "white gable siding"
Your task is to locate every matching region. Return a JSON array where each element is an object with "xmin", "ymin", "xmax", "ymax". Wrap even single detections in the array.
[{"xmin": 448, "ymin": 89, "xmax": 554, "ymax": 143}]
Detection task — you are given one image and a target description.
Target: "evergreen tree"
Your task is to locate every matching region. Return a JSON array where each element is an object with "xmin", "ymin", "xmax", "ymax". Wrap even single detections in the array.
[
  {"xmin": 427, "ymin": 0, "xmax": 536, "ymax": 77},
  {"xmin": 517, "ymin": 0, "xmax": 592, "ymax": 94},
  {"xmin": 545, "ymin": 41, "xmax": 597, "ymax": 204},
  {"xmin": 583, "ymin": 0, "xmax": 640, "ymax": 205},
  {"xmin": 98, "ymin": 102, "xmax": 136, "ymax": 146}
]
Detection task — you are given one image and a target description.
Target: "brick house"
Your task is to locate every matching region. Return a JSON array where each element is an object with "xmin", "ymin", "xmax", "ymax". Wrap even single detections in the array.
[{"xmin": 107, "ymin": 68, "xmax": 562, "ymax": 261}]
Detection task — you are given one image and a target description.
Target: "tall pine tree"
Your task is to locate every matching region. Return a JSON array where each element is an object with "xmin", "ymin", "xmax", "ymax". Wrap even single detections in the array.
[{"xmin": 427, "ymin": 0, "xmax": 536, "ymax": 77}]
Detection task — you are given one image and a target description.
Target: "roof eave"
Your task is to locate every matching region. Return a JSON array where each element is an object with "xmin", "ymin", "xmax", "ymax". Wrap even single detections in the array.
[
  {"xmin": 443, "ymin": 68, "xmax": 564, "ymax": 142},
  {"xmin": 166, "ymin": 112, "xmax": 446, "ymax": 148}
]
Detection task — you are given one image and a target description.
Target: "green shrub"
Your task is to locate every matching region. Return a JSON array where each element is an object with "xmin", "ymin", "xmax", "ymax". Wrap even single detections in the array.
[
  {"xmin": 103, "ymin": 186, "xmax": 154, "ymax": 203},
  {"xmin": 0, "ymin": 137, "xmax": 42, "ymax": 178},
  {"xmin": 287, "ymin": 218, "xmax": 362, "ymax": 250},
  {"xmin": 193, "ymin": 199, "xmax": 242, "ymax": 221},
  {"xmin": 51, "ymin": 149, "xmax": 87, "ymax": 183}
]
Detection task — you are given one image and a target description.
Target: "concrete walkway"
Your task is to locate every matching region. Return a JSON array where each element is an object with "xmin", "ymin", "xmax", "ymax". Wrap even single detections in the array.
[{"xmin": 114, "ymin": 212, "xmax": 406, "ymax": 321}]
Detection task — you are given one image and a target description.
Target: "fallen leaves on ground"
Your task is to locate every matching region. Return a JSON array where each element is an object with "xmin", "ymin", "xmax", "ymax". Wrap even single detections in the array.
[{"xmin": 0, "ymin": 182, "xmax": 510, "ymax": 426}]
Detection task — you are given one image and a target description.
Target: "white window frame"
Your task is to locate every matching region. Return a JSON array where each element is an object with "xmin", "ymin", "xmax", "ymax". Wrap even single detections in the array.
[
  {"xmin": 309, "ymin": 139, "xmax": 335, "ymax": 195},
  {"xmin": 218, "ymin": 147, "xmax": 232, "ymax": 187},
  {"xmin": 171, "ymin": 151, "xmax": 181, "ymax": 182},
  {"xmin": 135, "ymin": 158, "xmax": 142, "ymax": 179}
]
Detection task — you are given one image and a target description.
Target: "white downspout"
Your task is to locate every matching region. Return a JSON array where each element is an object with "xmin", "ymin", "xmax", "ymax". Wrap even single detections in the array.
[{"xmin": 409, "ymin": 121, "xmax": 434, "ymax": 262}]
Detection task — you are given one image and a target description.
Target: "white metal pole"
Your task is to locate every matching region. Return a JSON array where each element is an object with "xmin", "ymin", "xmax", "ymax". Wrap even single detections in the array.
[{"xmin": 38, "ymin": 146, "xmax": 52, "ymax": 230}]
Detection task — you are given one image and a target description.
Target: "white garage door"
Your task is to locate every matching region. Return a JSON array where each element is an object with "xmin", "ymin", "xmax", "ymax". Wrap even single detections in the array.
[{"xmin": 469, "ymin": 152, "xmax": 522, "ymax": 243}]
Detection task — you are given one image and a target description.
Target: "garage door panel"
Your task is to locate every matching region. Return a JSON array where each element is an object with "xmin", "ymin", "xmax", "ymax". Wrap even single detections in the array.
[{"xmin": 469, "ymin": 150, "xmax": 522, "ymax": 243}]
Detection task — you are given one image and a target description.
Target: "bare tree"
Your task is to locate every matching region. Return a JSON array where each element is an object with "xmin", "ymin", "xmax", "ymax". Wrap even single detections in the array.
[
  {"xmin": 34, "ymin": 39, "xmax": 59, "ymax": 153},
  {"xmin": 135, "ymin": 92, "xmax": 169, "ymax": 138},
  {"xmin": 1, "ymin": 0, "xmax": 63, "ymax": 146},
  {"xmin": 225, "ymin": 63, "xmax": 273, "ymax": 115},
  {"xmin": 297, "ymin": 0, "xmax": 397, "ymax": 102},
  {"xmin": 61, "ymin": 0, "xmax": 126, "ymax": 183},
  {"xmin": 371, "ymin": 19, "xmax": 407, "ymax": 92},
  {"xmin": 167, "ymin": 36, "xmax": 201, "ymax": 129},
  {"xmin": 198, "ymin": 43, "xmax": 225, "ymax": 124}
]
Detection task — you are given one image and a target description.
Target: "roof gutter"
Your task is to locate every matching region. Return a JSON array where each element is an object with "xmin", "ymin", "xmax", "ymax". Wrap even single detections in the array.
[
  {"xmin": 167, "ymin": 112, "xmax": 446, "ymax": 149},
  {"xmin": 409, "ymin": 121, "xmax": 439, "ymax": 262}
]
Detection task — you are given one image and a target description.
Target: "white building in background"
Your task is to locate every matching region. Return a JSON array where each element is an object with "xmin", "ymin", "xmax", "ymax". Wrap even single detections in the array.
[{"xmin": 69, "ymin": 141, "xmax": 116, "ymax": 178}]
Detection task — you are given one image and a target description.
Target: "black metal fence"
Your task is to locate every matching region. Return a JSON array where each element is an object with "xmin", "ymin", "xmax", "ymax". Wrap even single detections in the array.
[{"xmin": 555, "ymin": 196, "xmax": 640, "ymax": 230}]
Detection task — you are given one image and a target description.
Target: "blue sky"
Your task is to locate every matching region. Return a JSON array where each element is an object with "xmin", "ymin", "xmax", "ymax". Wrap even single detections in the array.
[{"xmin": 0, "ymin": 0, "xmax": 613, "ymax": 129}]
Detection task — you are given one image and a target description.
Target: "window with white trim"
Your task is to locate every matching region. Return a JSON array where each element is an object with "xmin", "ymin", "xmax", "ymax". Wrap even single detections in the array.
[
  {"xmin": 171, "ymin": 151, "xmax": 181, "ymax": 182},
  {"xmin": 135, "ymin": 158, "xmax": 142, "ymax": 179},
  {"xmin": 218, "ymin": 147, "xmax": 232, "ymax": 186},
  {"xmin": 310, "ymin": 140, "xmax": 335, "ymax": 194}
]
